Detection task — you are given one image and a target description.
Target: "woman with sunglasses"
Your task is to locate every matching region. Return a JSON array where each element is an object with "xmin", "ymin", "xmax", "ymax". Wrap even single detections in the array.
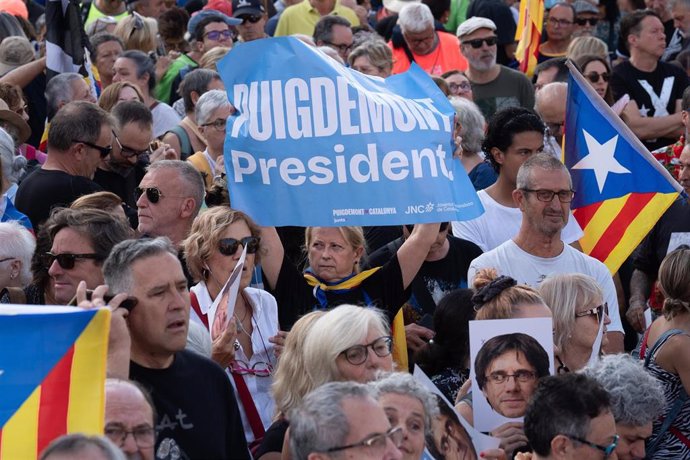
[
  {"xmin": 574, "ymin": 54, "xmax": 614, "ymax": 106},
  {"xmin": 638, "ymin": 248, "xmax": 690, "ymax": 459},
  {"xmin": 183, "ymin": 206, "xmax": 279, "ymax": 448},
  {"xmin": 539, "ymin": 273, "xmax": 611, "ymax": 374},
  {"xmin": 260, "ymin": 223, "xmax": 440, "ymax": 332}
]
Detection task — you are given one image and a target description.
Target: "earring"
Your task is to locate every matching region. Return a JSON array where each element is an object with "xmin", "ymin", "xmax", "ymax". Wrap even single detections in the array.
[{"xmin": 201, "ymin": 266, "xmax": 210, "ymax": 280}]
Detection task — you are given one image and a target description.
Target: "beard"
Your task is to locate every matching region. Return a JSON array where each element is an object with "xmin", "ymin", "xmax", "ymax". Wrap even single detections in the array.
[{"xmin": 469, "ymin": 52, "xmax": 497, "ymax": 72}]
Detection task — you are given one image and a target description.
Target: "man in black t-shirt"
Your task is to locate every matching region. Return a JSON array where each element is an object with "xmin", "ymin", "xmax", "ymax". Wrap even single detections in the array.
[
  {"xmin": 15, "ymin": 101, "xmax": 110, "ymax": 229},
  {"xmin": 362, "ymin": 223, "xmax": 482, "ymax": 353},
  {"xmin": 611, "ymin": 10, "xmax": 688, "ymax": 152},
  {"xmin": 103, "ymin": 238, "xmax": 250, "ymax": 460}
]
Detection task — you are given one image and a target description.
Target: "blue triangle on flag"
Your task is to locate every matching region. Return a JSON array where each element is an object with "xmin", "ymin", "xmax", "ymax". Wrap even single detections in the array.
[
  {"xmin": 564, "ymin": 64, "xmax": 681, "ymax": 209},
  {"xmin": 0, "ymin": 308, "xmax": 96, "ymax": 426}
]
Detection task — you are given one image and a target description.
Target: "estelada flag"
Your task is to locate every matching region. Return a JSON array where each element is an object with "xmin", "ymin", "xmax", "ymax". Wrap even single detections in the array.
[
  {"xmin": 564, "ymin": 61, "xmax": 685, "ymax": 274},
  {"xmin": 0, "ymin": 306, "xmax": 110, "ymax": 459}
]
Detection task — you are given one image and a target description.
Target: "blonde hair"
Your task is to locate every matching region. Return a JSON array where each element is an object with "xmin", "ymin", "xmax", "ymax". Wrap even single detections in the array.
[
  {"xmin": 98, "ymin": 81, "xmax": 144, "ymax": 112},
  {"xmin": 71, "ymin": 191, "xmax": 123, "ymax": 213},
  {"xmin": 114, "ymin": 13, "xmax": 158, "ymax": 52},
  {"xmin": 182, "ymin": 207, "xmax": 261, "ymax": 282},
  {"xmin": 304, "ymin": 226, "xmax": 365, "ymax": 272},
  {"xmin": 659, "ymin": 248, "xmax": 690, "ymax": 319},
  {"xmin": 302, "ymin": 304, "xmax": 390, "ymax": 384},
  {"xmin": 473, "ymin": 268, "xmax": 546, "ymax": 320},
  {"xmin": 200, "ymin": 46, "xmax": 230, "ymax": 71},
  {"xmin": 566, "ymin": 36, "xmax": 608, "ymax": 62},
  {"xmin": 272, "ymin": 311, "xmax": 326, "ymax": 417},
  {"xmin": 539, "ymin": 273, "xmax": 603, "ymax": 351}
]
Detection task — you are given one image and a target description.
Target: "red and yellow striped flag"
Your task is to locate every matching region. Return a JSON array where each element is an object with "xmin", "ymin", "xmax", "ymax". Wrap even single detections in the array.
[
  {"xmin": 0, "ymin": 307, "xmax": 110, "ymax": 459},
  {"xmin": 515, "ymin": 0, "xmax": 544, "ymax": 77}
]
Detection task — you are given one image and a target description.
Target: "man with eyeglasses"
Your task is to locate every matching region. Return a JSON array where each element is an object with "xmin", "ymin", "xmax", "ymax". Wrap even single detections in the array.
[
  {"xmin": 156, "ymin": 10, "xmax": 240, "ymax": 104},
  {"xmin": 104, "ymin": 379, "xmax": 156, "ymax": 460},
  {"xmin": 102, "ymin": 238, "xmax": 251, "ymax": 459},
  {"xmin": 457, "ymin": 17, "xmax": 534, "ymax": 120},
  {"xmin": 611, "ymin": 9, "xmax": 687, "ymax": 152},
  {"xmin": 468, "ymin": 153, "xmax": 625, "ymax": 352},
  {"xmin": 16, "ymin": 101, "xmax": 112, "ymax": 230},
  {"xmin": 537, "ymin": 2, "xmax": 576, "ymax": 63},
  {"xmin": 232, "ymin": 0, "xmax": 269, "ymax": 43},
  {"xmin": 289, "ymin": 381, "xmax": 403, "ymax": 460},
  {"xmin": 524, "ymin": 373, "xmax": 619, "ymax": 460},
  {"xmin": 572, "ymin": 0, "xmax": 600, "ymax": 37},
  {"xmin": 313, "ymin": 15, "xmax": 353, "ymax": 62}
]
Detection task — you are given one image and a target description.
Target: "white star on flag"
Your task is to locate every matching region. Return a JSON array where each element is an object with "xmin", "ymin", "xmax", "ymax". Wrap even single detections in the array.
[{"xmin": 572, "ymin": 130, "xmax": 631, "ymax": 193}]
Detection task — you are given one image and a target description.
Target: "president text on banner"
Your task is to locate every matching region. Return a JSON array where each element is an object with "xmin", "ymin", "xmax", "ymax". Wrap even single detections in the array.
[
  {"xmin": 0, "ymin": 306, "xmax": 110, "ymax": 459},
  {"xmin": 217, "ymin": 38, "xmax": 483, "ymax": 227},
  {"xmin": 564, "ymin": 62, "xmax": 684, "ymax": 274}
]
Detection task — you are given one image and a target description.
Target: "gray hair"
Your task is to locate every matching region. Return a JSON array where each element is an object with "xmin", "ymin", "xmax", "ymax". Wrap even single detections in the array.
[
  {"xmin": 39, "ymin": 434, "xmax": 125, "ymax": 460},
  {"xmin": 195, "ymin": 89, "xmax": 230, "ymax": 126},
  {"xmin": 371, "ymin": 372, "xmax": 439, "ymax": 437},
  {"xmin": 0, "ymin": 126, "xmax": 24, "ymax": 185},
  {"xmin": 146, "ymin": 160, "xmax": 206, "ymax": 215},
  {"xmin": 347, "ymin": 39, "xmax": 393, "ymax": 74},
  {"xmin": 289, "ymin": 381, "xmax": 378, "ymax": 460},
  {"xmin": 398, "ymin": 3, "xmax": 434, "ymax": 34},
  {"xmin": 450, "ymin": 97, "xmax": 485, "ymax": 155},
  {"xmin": 302, "ymin": 304, "xmax": 390, "ymax": 385},
  {"xmin": 516, "ymin": 152, "xmax": 571, "ymax": 190},
  {"xmin": 535, "ymin": 82, "xmax": 567, "ymax": 116},
  {"xmin": 0, "ymin": 221, "xmax": 35, "ymax": 285},
  {"xmin": 47, "ymin": 101, "xmax": 113, "ymax": 152},
  {"xmin": 45, "ymin": 72, "xmax": 84, "ymax": 119},
  {"xmin": 539, "ymin": 273, "xmax": 603, "ymax": 352},
  {"xmin": 582, "ymin": 354, "xmax": 666, "ymax": 427},
  {"xmin": 103, "ymin": 237, "xmax": 177, "ymax": 294}
]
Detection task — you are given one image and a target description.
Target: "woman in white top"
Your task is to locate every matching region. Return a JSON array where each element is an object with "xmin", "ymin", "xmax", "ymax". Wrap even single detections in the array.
[{"xmin": 183, "ymin": 206, "xmax": 278, "ymax": 446}]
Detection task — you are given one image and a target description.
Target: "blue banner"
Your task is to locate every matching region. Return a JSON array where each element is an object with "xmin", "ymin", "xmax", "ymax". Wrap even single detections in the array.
[{"xmin": 218, "ymin": 37, "xmax": 483, "ymax": 226}]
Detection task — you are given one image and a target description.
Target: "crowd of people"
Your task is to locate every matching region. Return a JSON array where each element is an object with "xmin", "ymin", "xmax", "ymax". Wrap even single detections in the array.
[{"xmin": 2, "ymin": 0, "xmax": 690, "ymax": 457}]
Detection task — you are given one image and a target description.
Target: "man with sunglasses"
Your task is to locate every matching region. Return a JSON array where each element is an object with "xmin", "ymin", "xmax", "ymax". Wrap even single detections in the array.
[
  {"xmin": 468, "ymin": 154, "xmax": 625, "ymax": 352},
  {"xmin": 457, "ymin": 17, "xmax": 534, "ymax": 120},
  {"xmin": 16, "ymin": 101, "xmax": 112, "ymax": 230},
  {"xmin": 289, "ymin": 381, "xmax": 403, "ymax": 460},
  {"xmin": 524, "ymin": 373, "xmax": 619, "ymax": 460},
  {"xmin": 95, "ymin": 101, "xmax": 155, "ymax": 225},
  {"xmin": 232, "ymin": 0, "xmax": 269, "ymax": 43},
  {"xmin": 572, "ymin": 0, "xmax": 600, "ymax": 37}
]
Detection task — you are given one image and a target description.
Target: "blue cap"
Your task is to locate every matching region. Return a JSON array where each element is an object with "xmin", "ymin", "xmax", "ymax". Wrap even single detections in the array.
[{"xmin": 187, "ymin": 9, "xmax": 241, "ymax": 39}]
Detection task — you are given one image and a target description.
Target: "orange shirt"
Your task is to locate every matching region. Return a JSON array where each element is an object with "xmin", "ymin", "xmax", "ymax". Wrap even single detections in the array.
[{"xmin": 390, "ymin": 31, "xmax": 467, "ymax": 75}]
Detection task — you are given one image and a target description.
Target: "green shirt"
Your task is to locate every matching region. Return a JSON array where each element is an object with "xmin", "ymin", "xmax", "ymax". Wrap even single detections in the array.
[
  {"xmin": 274, "ymin": 0, "xmax": 360, "ymax": 37},
  {"xmin": 154, "ymin": 54, "xmax": 198, "ymax": 104},
  {"xmin": 84, "ymin": 2, "xmax": 128, "ymax": 28}
]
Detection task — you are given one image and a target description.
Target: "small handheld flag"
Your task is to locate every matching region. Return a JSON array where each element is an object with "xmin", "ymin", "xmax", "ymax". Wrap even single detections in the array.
[{"xmin": 564, "ymin": 61, "xmax": 685, "ymax": 274}]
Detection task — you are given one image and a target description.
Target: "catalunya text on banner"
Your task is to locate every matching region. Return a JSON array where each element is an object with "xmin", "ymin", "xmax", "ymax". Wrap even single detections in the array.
[{"xmin": 218, "ymin": 37, "xmax": 484, "ymax": 227}]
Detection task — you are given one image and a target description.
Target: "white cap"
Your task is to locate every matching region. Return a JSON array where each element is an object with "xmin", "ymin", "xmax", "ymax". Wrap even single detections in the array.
[{"xmin": 456, "ymin": 17, "xmax": 497, "ymax": 38}]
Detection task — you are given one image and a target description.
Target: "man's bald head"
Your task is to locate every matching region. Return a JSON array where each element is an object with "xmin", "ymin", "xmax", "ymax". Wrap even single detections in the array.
[
  {"xmin": 104, "ymin": 379, "xmax": 155, "ymax": 460},
  {"xmin": 535, "ymin": 82, "xmax": 568, "ymax": 144}
]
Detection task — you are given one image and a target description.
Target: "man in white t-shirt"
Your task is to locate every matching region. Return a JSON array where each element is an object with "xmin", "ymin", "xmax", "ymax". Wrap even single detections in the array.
[
  {"xmin": 468, "ymin": 153, "xmax": 624, "ymax": 352},
  {"xmin": 452, "ymin": 106, "xmax": 582, "ymax": 252}
]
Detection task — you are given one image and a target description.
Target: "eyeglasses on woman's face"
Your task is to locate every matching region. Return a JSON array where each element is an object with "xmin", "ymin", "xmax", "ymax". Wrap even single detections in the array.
[{"xmin": 340, "ymin": 336, "xmax": 393, "ymax": 365}]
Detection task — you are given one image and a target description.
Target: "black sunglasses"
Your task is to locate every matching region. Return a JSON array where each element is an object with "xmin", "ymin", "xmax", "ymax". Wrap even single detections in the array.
[
  {"xmin": 72, "ymin": 139, "xmax": 112, "ymax": 158},
  {"xmin": 135, "ymin": 186, "xmax": 179, "ymax": 204},
  {"xmin": 43, "ymin": 252, "xmax": 102, "ymax": 270},
  {"xmin": 462, "ymin": 36, "xmax": 498, "ymax": 49},
  {"xmin": 576, "ymin": 17, "xmax": 598, "ymax": 26},
  {"xmin": 586, "ymin": 72, "xmax": 609, "ymax": 84},
  {"xmin": 218, "ymin": 237, "xmax": 261, "ymax": 256},
  {"xmin": 239, "ymin": 14, "xmax": 263, "ymax": 24},
  {"xmin": 114, "ymin": 133, "xmax": 151, "ymax": 158}
]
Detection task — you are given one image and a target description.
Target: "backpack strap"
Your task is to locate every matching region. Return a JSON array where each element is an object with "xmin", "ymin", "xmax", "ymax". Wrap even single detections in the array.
[{"xmin": 644, "ymin": 329, "xmax": 690, "ymax": 456}]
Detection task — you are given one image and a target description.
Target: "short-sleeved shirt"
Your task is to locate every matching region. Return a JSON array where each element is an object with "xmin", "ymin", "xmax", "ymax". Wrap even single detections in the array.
[
  {"xmin": 610, "ymin": 60, "xmax": 688, "ymax": 151},
  {"xmin": 470, "ymin": 65, "xmax": 535, "ymax": 120},
  {"xmin": 274, "ymin": 0, "xmax": 359, "ymax": 37}
]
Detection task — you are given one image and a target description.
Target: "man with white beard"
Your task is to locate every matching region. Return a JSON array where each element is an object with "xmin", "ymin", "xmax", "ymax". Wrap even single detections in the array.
[{"xmin": 457, "ymin": 17, "xmax": 535, "ymax": 119}]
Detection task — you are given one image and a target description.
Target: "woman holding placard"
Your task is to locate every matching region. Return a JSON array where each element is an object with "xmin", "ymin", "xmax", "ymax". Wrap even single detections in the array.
[
  {"xmin": 539, "ymin": 273, "xmax": 611, "ymax": 373},
  {"xmin": 455, "ymin": 268, "xmax": 552, "ymax": 458},
  {"xmin": 183, "ymin": 206, "xmax": 279, "ymax": 448}
]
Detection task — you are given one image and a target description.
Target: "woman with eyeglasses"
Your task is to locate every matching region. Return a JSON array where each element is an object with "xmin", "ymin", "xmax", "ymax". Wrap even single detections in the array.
[
  {"xmin": 638, "ymin": 248, "xmax": 690, "ymax": 459},
  {"xmin": 539, "ymin": 273, "xmax": 611, "ymax": 374},
  {"xmin": 183, "ymin": 206, "xmax": 279, "ymax": 448},
  {"xmin": 455, "ymin": 268, "xmax": 552, "ymax": 458},
  {"xmin": 187, "ymin": 89, "xmax": 231, "ymax": 189},
  {"xmin": 442, "ymin": 70, "xmax": 474, "ymax": 101}
]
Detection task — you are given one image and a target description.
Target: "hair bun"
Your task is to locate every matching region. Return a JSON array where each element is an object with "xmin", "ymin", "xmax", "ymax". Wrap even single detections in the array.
[{"xmin": 471, "ymin": 275, "xmax": 517, "ymax": 309}]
